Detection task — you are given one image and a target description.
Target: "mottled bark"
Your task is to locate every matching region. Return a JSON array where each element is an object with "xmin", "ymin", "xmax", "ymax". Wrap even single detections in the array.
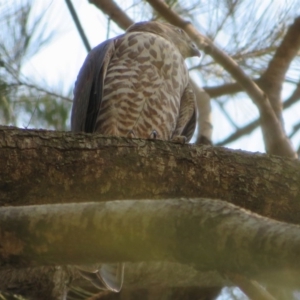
[
  {"xmin": 1, "ymin": 127, "xmax": 299, "ymax": 299},
  {"xmin": 1, "ymin": 198, "xmax": 300, "ymax": 285},
  {"xmin": 0, "ymin": 266, "xmax": 70, "ymax": 300},
  {"xmin": 0, "ymin": 127, "xmax": 299, "ymax": 224},
  {"xmin": 71, "ymin": 263, "xmax": 225, "ymax": 290},
  {"xmin": 85, "ymin": 286, "xmax": 222, "ymax": 300}
]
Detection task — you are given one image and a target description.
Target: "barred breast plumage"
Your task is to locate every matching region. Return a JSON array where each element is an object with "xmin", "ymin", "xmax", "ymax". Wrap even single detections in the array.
[
  {"xmin": 71, "ymin": 21, "xmax": 199, "ymax": 142},
  {"xmin": 96, "ymin": 31, "xmax": 189, "ymax": 140}
]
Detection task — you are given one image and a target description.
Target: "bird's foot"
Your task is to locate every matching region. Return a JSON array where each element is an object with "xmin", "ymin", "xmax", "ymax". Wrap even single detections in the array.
[
  {"xmin": 127, "ymin": 130, "xmax": 136, "ymax": 138},
  {"xmin": 148, "ymin": 130, "xmax": 158, "ymax": 139},
  {"xmin": 171, "ymin": 135, "xmax": 187, "ymax": 144}
]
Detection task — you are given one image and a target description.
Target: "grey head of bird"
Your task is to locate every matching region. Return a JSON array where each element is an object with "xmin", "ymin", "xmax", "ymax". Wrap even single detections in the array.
[{"xmin": 126, "ymin": 21, "xmax": 201, "ymax": 59}]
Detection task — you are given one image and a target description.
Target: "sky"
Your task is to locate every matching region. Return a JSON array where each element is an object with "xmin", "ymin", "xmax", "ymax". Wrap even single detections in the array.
[
  {"xmin": 22, "ymin": 0, "xmax": 112, "ymax": 94},
  {"xmin": 19, "ymin": 0, "xmax": 300, "ymax": 154}
]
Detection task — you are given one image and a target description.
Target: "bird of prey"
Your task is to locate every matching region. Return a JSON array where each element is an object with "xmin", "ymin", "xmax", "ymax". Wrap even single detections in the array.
[{"xmin": 71, "ymin": 21, "xmax": 200, "ymax": 292}]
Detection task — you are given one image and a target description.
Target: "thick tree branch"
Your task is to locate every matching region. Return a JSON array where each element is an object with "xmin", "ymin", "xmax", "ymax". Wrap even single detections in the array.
[
  {"xmin": 88, "ymin": 0, "xmax": 133, "ymax": 30},
  {"xmin": 204, "ymin": 17, "xmax": 300, "ymax": 104},
  {"xmin": 203, "ymin": 17, "xmax": 300, "ymax": 101},
  {"xmin": 3, "ymin": 127, "xmax": 298, "ymax": 298},
  {"xmin": 0, "ymin": 127, "xmax": 299, "ymax": 223},
  {"xmin": 1, "ymin": 263, "xmax": 226, "ymax": 299},
  {"xmin": 72, "ymin": 263, "xmax": 225, "ymax": 290},
  {"xmin": 260, "ymin": 16, "xmax": 300, "ymax": 121},
  {"xmin": 204, "ymin": 18, "xmax": 300, "ymax": 146},
  {"xmin": 0, "ymin": 266, "xmax": 71, "ymax": 300},
  {"xmin": 0, "ymin": 264, "xmax": 224, "ymax": 300},
  {"xmin": 1, "ymin": 198, "xmax": 300, "ymax": 285},
  {"xmin": 217, "ymin": 82, "xmax": 300, "ymax": 146}
]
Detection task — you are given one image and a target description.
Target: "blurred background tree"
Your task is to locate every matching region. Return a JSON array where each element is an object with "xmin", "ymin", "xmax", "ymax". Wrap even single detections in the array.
[
  {"xmin": 0, "ymin": 0, "xmax": 300, "ymax": 299},
  {"xmin": 0, "ymin": 0, "xmax": 71, "ymax": 130}
]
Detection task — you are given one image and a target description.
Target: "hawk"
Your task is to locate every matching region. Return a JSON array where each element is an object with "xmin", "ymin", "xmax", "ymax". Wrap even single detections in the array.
[{"xmin": 71, "ymin": 21, "xmax": 200, "ymax": 292}]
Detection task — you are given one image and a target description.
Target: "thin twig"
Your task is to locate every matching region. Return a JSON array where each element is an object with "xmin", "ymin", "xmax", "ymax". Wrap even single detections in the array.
[
  {"xmin": 10, "ymin": 81, "xmax": 72, "ymax": 103},
  {"xmin": 65, "ymin": 0, "xmax": 91, "ymax": 52}
]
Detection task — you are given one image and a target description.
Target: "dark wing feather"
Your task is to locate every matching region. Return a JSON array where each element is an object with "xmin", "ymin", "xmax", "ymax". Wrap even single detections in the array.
[
  {"xmin": 181, "ymin": 108, "xmax": 196, "ymax": 142},
  {"xmin": 173, "ymin": 81, "xmax": 196, "ymax": 142},
  {"xmin": 71, "ymin": 39, "xmax": 115, "ymax": 133}
]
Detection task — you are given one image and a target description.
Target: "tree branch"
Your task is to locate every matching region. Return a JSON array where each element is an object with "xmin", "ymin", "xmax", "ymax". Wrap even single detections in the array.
[
  {"xmin": 217, "ymin": 82, "xmax": 300, "ymax": 146},
  {"xmin": 72, "ymin": 263, "xmax": 225, "ymax": 290},
  {"xmin": 260, "ymin": 16, "xmax": 300, "ymax": 121},
  {"xmin": 88, "ymin": 0, "xmax": 133, "ymax": 30},
  {"xmin": 190, "ymin": 78, "xmax": 213, "ymax": 144},
  {"xmin": 65, "ymin": 0, "xmax": 91, "ymax": 52},
  {"xmin": 203, "ymin": 79, "xmax": 260, "ymax": 98},
  {"xmin": 14, "ymin": 81, "xmax": 72, "ymax": 103},
  {"xmin": 204, "ymin": 17, "xmax": 300, "ymax": 103},
  {"xmin": 1, "ymin": 198, "xmax": 300, "ymax": 286},
  {"xmin": 145, "ymin": 0, "xmax": 297, "ymax": 158},
  {"xmin": 0, "ymin": 266, "xmax": 71, "ymax": 300},
  {"xmin": 1, "ymin": 126, "xmax": 298, "ymax": 297},
  {"xmin": 203, "ymin": 18, "xmax": 300, "ymax": 146},
  {"xmin": 0, "ymin": 127, "xmax": 299, "ymax": 222}
]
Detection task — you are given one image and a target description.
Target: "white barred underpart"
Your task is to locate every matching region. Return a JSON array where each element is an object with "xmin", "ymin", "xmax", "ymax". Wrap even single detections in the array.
[{"xmin": 95, "ymin": 32, "xmax": 190, "ymax": 140}]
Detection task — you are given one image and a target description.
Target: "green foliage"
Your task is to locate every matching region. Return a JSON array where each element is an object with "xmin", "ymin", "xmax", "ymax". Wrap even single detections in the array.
[
  {"xmin": 0, "ymin": 79, "xmax": 71, "ymax": 130},
  {"xmin": 0, "ymin": 1, "xmax": 71, "ymax": 130},
  {"xmin": 21, "ymin": 94, "xmax": 71, "ymax": 130},
  {"xmin": 0, "ymin": 79, "xmax": 12, "ymax": 124}
]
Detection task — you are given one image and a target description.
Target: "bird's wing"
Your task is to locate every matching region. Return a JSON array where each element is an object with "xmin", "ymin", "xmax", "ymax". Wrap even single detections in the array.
[
  {"xmin": 71, "ymin": 38, "xmax": 115, "ymax": 133},
  {"xmin": 173, "ymin": 81, "xmax": 196, "ymax": 142}
]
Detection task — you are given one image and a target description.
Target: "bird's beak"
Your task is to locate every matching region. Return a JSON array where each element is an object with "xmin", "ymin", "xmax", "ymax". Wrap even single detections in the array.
[
  {"xmin": 190, "ymin": 43, "xmax": 201, "ymax": 57},
  {"xmin": 193, "ymin": 48, "xmax": 201, "ymax": 57}
]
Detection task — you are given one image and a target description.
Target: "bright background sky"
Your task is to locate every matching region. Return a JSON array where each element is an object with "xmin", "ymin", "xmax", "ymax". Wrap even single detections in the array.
[
  {"xmin": 19, "ymin": 0, "xmax": 300, "ymax": 155},
  {"xmin": 22, "ymin": 0, "xmax": 111, "ymax": 94}
]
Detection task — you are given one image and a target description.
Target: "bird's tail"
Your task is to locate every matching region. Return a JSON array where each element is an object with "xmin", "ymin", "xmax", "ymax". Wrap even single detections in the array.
[{"xmin": 78, "ymin": 263, "xmax": 124, "ymax": 293}]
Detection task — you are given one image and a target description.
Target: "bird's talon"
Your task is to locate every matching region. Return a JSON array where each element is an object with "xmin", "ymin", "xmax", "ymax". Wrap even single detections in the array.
[
  {"xmin": 148, "ymin": 130, "xmax": 157, "ymax": 139},
  {"xmin": 127, "ymin": 130, "xmax": 136, "ymax": 138}
]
